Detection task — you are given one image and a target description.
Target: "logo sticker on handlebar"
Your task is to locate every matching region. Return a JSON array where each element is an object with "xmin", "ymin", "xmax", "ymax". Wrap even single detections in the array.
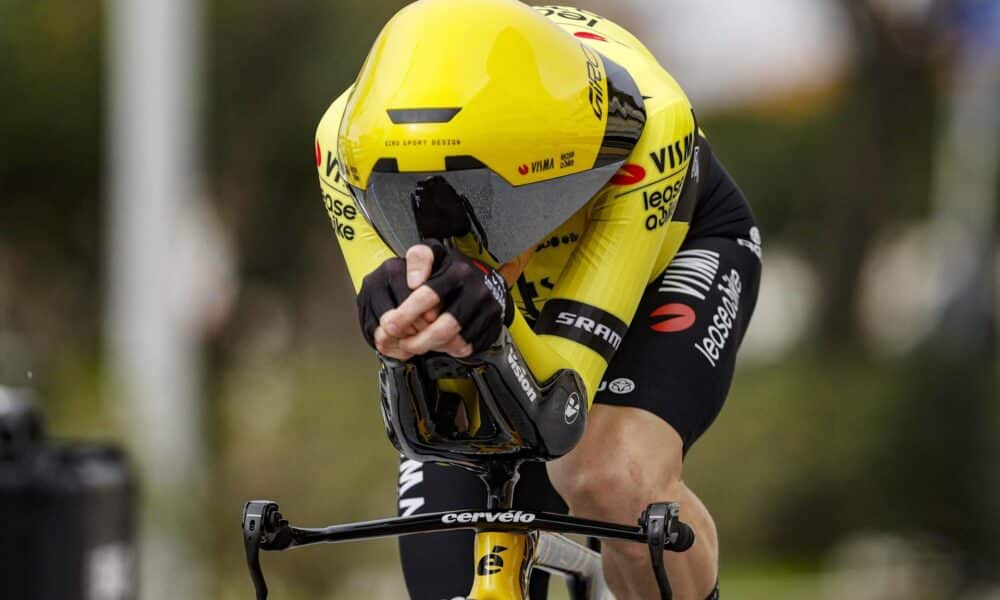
[
  {"xmin": 441, "ymin": 511, "xmax": 537, "ymax": 525},
  {"xmin": 507, "ymin": 347, "xmax": 538, "ymax": 403},
  {"xmin": 564, "ymin": 392, "xmax": 581, "ymax": 424}
]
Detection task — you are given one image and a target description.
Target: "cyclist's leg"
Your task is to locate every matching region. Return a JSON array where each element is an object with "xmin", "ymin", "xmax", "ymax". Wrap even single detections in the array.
[
  {"xmin": 548, "ymin": 233, "xmax": 761, "ymax": 600},
  {"xmin": 397, "ymin": 459, "xmax": 566, "ymax": 600}
]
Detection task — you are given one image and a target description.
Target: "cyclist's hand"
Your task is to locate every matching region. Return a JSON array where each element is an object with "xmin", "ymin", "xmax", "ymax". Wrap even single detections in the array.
[
  {"xmin": 357, "ymin": 256, "xmax": 437, "ymax": 359},
  {"xmin": 372, "ymin": 245, "xmax": 448, "ymax": 359},
  {"xmin": 380, "ymin": 241, "xmax": 513, "ymax": 357}
]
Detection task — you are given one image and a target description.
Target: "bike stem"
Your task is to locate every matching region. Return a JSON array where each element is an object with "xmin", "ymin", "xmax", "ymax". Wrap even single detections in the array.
[{"xmin": 480, "ymin": 459, "xmax": 522, "ymax": 510}]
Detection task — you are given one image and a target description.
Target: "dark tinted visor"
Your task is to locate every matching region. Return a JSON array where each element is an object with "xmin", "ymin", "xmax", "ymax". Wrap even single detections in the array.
[{"xmin": 351, "ymin": 163, "xmax": 622, "ymax": 263}]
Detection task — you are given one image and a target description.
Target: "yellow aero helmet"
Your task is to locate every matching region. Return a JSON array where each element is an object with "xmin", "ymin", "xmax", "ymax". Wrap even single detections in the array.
[{"xmin": 339, "ymin": 0, "xmax": 646, "ymax": 262}]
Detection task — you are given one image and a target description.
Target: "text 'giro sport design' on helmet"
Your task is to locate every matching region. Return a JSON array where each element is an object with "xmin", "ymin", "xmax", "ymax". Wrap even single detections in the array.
[{"xmin": 338, "ymin": 0, "xmax": 647, "ymax": 263}]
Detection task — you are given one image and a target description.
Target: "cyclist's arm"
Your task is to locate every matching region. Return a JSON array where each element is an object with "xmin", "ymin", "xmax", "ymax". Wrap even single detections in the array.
[
  {"xmin": 315, "ymin": 87, "xmax": 396, "ymax": 290},
  {"xmin": 512, "ymin": 100, "xmax": 696, "ymax": 404}
]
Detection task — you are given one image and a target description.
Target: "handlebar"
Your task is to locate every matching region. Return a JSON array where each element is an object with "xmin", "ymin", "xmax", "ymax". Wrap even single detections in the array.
[{"xmin": 242, "ymin": 500, "xmax": 693, "ymax": 600}]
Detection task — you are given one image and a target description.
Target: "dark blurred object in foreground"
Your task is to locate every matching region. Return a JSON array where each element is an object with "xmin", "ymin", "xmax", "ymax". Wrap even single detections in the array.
[{"xmin": 0, "ymin": 388, "xmax": 137, "ymax": 600}]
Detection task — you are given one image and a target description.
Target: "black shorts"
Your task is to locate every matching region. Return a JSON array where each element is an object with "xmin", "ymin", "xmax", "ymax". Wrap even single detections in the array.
[
  {"xmin": 396, "ymin": 230, "xmax": 762, "ymax": 599},
  {"xmin": 595, "ymin": 233, "xmax": 762, "ymax": 453}
]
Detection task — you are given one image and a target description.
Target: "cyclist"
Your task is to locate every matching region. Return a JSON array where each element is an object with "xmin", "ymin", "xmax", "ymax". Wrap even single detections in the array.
[{"xmin": 314, "ymin": 1, "xmax": 760, "ymax": 598}]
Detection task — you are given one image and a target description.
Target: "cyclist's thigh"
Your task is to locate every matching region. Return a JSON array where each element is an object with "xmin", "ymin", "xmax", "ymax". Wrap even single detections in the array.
[
  {"xmin": 594, "ymin": 234, "xmax": 762, "ymax": 455},
  {"xmin": 397, "ymin": 459, "xmax": 566, "ymax": 600}
]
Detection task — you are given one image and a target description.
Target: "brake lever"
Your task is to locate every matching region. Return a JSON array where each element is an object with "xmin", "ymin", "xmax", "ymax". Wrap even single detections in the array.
[
  {"xmin": 643, "ymin": 502, "xmax": 674, "ymax": 600},
  {"xmin": 642, "ymin": 501, "xmax": 695, "ymax": 600},
  {"xmin": 243, "ymin": 501, "xmax": 293, "ymax": 600}
]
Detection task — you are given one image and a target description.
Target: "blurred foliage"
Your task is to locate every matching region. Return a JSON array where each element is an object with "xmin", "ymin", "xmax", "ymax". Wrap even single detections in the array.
[
  {"xmin": 0, "ymin": 0, "xmax": 996, "ymax": 598},
  {"xmin": 205, "ymin": 0, "xmax": 399, "ymax": 289},
  {"xmin": 0, "ymin": 0, "xmax": 103, "ymax": 380}
]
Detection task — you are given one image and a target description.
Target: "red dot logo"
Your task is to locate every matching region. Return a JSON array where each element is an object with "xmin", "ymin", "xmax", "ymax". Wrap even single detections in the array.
[
  {"xmin": 518, "ymin": 164, "xmax": 530, "ymax": 176},
  {"xmin": 649, "ymin": 303, "xmax": 696, "ymax": 333},
  {"xmin": 315, "ymin": 141, "xmax": 322, "ymax": 167},
  {"xmin": 611, "ymin": 164, "xmax": 646, "ymax": 186},
  {"xmin": 575, "ymin": 31, "xmax": 608, "ymax": 42}
]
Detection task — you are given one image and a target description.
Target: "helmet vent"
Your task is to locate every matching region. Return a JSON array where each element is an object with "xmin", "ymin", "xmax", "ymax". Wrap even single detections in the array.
[
  {"xmin": 372, "ymin": 158, "xmax": 400, "ymax": 173},
  {"xmin": 444, "ymin": 156, "xmax": 487, "ymax": 171},
  {"xmin": 387, "ymin": 108, "xmax": 462, "ymax": 124}
]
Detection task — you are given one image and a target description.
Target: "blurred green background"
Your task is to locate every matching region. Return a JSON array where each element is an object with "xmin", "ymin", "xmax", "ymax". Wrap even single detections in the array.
[{"xmin": 1, "ymin": 0, "xmax": 997, "ymax": 599}]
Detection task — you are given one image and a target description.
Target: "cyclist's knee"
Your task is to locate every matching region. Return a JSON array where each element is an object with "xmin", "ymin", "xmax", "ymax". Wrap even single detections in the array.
[
  {"xmin": 549, "ymin": 445, "xmax": 682, "ymax": 520},
  {"xmin": 548, "ymin": 405, "xmax": 686, "ymax": 524}
]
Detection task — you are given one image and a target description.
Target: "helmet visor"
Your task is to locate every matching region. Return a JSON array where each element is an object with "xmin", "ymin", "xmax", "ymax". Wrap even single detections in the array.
[{"xmin": 351, "ymin": 162, "xmax": 622, "ymax": 263}]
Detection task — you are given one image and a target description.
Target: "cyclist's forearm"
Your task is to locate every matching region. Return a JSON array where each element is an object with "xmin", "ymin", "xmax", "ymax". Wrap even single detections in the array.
[
  {"xmin": 328, "ymin": 199, "xmax": 396, "ymax": 292},
  {"xmin": 315, "ymin": 85, "xmax": 396, "ymax": 292},
  {"xmin": 508, "ymin": 310, "xmax": 603, "ymax": 405}
]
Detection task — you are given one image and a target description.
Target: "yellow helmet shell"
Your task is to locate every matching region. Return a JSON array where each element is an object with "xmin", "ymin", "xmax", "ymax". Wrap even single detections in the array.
[{"xmin": 339, "ymin": 0, "xmax": 640, "ymax": 189}]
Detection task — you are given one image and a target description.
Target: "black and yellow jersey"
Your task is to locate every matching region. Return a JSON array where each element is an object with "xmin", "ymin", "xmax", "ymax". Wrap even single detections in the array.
[{"xmin": 315, "ymin": 6, "xmax": 750, "ymax": 404}]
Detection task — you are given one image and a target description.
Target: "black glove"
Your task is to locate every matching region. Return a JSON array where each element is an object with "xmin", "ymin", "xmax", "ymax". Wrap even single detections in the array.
[
  {"xmin": 423, "ymin": 240, "xmax": 514, "ymax": 353},
  {"xmin": 356, "ymin": 241, "xmax": 515, "ymax": 354},
  {"xmin": 356, "ymin": 257, "xmax": 412, "ymax": 349}
]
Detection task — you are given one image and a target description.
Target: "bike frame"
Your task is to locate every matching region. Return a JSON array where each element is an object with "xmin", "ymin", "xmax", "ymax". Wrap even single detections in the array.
[
  {"xmin": 468, "ymin": 529, "xmax": 612, "ymax": 600},
  {"xmin": 469, "ymin": 530, "xmax": 533, "ymax": 599}
]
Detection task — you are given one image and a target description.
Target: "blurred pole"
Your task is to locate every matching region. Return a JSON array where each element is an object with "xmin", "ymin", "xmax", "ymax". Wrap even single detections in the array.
[
  {"xmin": 106, "ymin": 1, "xmax": 207, "ymax": 599},
  {"xmin": 879, "ymin": 0, "xmax": 1000, "ymax": 588},
  {"xmin": 921, "ymin": 0, "xmax": 999, "ymax": 579},
  {"xmin": 927, "ymin": 2, "xmax": 998, "ymax": 340}
]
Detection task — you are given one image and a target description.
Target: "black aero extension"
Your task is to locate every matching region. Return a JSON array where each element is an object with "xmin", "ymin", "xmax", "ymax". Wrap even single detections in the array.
[{"xmin": 241, "ymin": 500, "xmax": 695, "ymax": 600}]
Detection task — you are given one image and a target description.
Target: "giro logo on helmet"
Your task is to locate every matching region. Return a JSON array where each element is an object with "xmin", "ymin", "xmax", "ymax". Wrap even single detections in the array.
[{"xmin": 581, "ymin": 44, "xmax": 604, "ymax": 119}]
